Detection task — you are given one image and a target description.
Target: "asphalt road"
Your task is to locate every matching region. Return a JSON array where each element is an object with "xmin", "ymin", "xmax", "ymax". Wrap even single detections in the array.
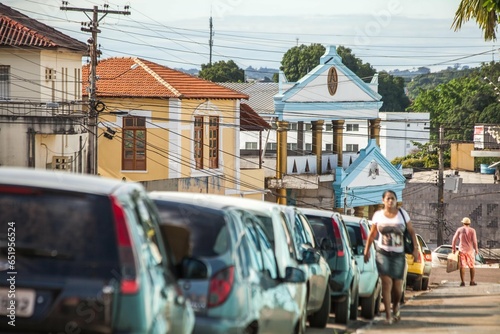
[{"xmin": 306, "ymin": 267, "xmax": 500, "ymax": 334}]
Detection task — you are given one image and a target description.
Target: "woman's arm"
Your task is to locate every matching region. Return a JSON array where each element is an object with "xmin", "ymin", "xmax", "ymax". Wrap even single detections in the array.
[
  {"xmin": 364, "ymin": 223, "xmax": 378, "ymax": 263},
  {"xmin": 406, "ymin": 221, "xmax": 420, "ymax": 262}
]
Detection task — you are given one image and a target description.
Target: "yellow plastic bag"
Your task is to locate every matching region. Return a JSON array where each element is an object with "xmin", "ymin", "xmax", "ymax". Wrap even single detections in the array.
[{"xmin": 446, "ymin": 252, "xmax": 460, "ymax": 273}]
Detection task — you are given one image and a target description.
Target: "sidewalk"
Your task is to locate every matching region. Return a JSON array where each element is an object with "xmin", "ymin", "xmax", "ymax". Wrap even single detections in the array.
[{"xmin": 356, "ymin": 281, "xmax": 500, "ymax": 333}]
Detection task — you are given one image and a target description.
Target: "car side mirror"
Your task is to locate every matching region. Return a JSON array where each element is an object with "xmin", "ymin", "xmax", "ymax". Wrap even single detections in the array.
[
  {"xmin": 284, "ymin": 266, "xmax": 306, "ymax": 283},
  {"xmin": 302, "ymin": 247, "xmax": 320, "ymax": 264}
]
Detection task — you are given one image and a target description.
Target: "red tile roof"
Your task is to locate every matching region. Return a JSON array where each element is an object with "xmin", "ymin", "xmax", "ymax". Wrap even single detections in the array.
[
  {"xmin": 82, "ymin": 57, "xmax": 249, "ymax": 100},
  {"xmin": 0, "ymin": 3, "xmax": 86, "ymax": 51},
  {"xmin": 240, "ymin": 103, "xmax": 271, "ymax": 131}
]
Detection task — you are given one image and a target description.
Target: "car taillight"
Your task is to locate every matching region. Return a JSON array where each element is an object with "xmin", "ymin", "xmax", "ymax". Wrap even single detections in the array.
[
  {"xmin": 424, "ymin": 253, "xmax": 432, "ymax": 262},
  {"xmin": 331, "ymin": 218, "xmax": 344, "ymax": 257},
  {"xmin": 360, "ymin": 224, "xmax": 368, "ymax": 243},
  {"xmin": 111, "ymin": 196, "xmax": 139, "ymax": 294},
  {"xmin": 207, "ymin": 266, "xmax": 234, "ymax": 308}
]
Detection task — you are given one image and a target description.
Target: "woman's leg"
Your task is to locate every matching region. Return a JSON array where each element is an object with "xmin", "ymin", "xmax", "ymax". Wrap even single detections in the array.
[
  {"xmin": 380, "ymin": 275, "xmax": 393, "ymax": 321},
  {"xmin": 391, "ymin": 278, "xmax": 402, "ymax": 319}
]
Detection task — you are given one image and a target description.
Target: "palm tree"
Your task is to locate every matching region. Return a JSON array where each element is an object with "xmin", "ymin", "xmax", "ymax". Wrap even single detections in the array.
[{"xmin": 452, "ymin": 0, "xmax": 499, "ymax": 41}]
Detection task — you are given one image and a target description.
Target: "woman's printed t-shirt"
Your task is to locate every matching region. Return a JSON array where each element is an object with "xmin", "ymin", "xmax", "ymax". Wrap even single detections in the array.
[{"xmin": 372, "ymin": 208, "xmax": 410, "ymax": 253}]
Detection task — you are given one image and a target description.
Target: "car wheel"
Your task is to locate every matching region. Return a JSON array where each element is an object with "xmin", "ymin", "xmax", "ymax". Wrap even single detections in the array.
[
  {"xmin": 334, "ymin": 290, "xmax": 350, "ymax": 325},
  {"xmin": 422, "ymin": 277, "xmax": 429, "ymax": 290},
  {"xmin": 243, "ymin": 321, "xmax": 258, "ymax": 334},
  {"xmin": 413, "ymin": 275, "xmax": 423, "ymax": 291},
  {"xmin": 349, "ymin": 288, "xmax": 359, "ymax": 320},
  {"xmin": 375, "ymin": 287, "xmax": 382, "ymax": 316},
  {"xmin": 360, "ymin": 289, "xmax": 377, "ymax": 319},
  {"xmin": 308, "ymin": 284, "xmax": 331, "ymax": 328}
]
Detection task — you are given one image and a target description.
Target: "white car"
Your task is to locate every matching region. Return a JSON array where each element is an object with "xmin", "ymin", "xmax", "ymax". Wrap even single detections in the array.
[{"xmin": 432, "ymin": 245, "xmax": 498, "ymax": 268}]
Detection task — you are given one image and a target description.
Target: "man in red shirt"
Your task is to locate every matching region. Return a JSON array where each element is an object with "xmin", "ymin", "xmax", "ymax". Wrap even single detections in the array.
[{"xmin": 452, "ymin": 217, "xmax": 479, "ymax": 286}]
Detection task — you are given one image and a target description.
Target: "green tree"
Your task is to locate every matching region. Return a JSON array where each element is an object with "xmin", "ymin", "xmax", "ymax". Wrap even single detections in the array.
[
  {"xmin": 452, "ymin": 0, "xmax": 500, "ymax": 40},
  {"xmin": 278, "ymin": 45, "xmax": 409, "ymax": 111},
  {"xmin": 406, "ymin": 67, "xmax": 475, "ymax": 100},
  {"xmin": 409, "ymin": 72, "xmax": 499, "ymax": 142},
  {"xmin": 391, "ymin": 141, "xmax": 449, "ymax": 169},
  {"xmin": 198, "ymin": 60, "xmax": 244, "ymax": 82},
  {"xmin": 336, "ymin": 46, "xmax": 376, "ymax": 82},
  {"xmin": 378, "ymin": 72, "xmax": 411, "ymax": 111},
  {"xmin": 279, "ymin": 44, "xmax": 326, "ymax": 82}
]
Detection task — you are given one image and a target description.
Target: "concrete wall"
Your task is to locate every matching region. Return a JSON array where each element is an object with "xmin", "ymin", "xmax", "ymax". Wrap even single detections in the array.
[{"xmin": 403, "ymin": 183, "xmax": 499, "ymax": 248}]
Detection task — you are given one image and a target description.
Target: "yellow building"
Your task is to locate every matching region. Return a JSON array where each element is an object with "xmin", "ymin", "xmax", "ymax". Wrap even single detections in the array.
[{"xmin": 83, "ymin": 57, "xmax": 267, "ymax": 198}]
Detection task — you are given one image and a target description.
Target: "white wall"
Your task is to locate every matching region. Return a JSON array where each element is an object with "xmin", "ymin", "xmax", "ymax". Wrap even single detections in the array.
[
  {"xmin": 0, "ymin": 49, "xmax": 83, "ymax": 104},
  {"xmin": 379, "ymin": 112, "xmax": 430, "ymax": 161}
]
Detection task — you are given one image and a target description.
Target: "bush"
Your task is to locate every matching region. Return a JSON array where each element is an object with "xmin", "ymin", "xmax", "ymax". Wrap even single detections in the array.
[{"xmin": 401, "ymin": 158, "xmax": 425, "ymax": 168}]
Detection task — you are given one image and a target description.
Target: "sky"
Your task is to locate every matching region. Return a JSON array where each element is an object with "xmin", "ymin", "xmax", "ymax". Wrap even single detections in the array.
[{"xmin": 3, "ymin": 0, "xmax": 499, "ymax": 74}]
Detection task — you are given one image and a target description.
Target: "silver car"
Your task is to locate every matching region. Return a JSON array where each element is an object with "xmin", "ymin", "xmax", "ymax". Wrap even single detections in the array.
[
  {"xmin": 150, "ymin": 192, "xmax": 307, "ymax": 334},
  {"xmin": 281, "ymin": 205, "xmax": 332, "ymax": 328}
]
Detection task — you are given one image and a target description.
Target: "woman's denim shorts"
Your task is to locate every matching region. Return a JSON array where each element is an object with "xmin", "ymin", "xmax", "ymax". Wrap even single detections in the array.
[{"xmin": 375, "ymin": 249, "xmax": 406, "ymax": 280}]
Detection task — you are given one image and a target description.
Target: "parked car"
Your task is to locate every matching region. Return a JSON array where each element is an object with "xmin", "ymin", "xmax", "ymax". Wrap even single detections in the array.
[
  {"xmin": 0, "ymin": 167, "xmax": 194, "ymax": 334},
  {"xmin": 299, "ymin": 208, "xmax": 360, "ymax": 325},
  {"xmin": 432, "ymin": 244, "xmax": 490, "ymax": 267},
  {"xmin": 280, "ymin": 205, "xmax": 332, "ymax": 328},
  {"xmin": 406, "ymin": 234, "xmax": 432, "ymax": 291},
  {"xmin": 341, "ymin": 215, "xmax": 381, "ymax": 320},
  {"xmin": 150, "ymin": 192, "xmax": 308, "ymax": 334}
]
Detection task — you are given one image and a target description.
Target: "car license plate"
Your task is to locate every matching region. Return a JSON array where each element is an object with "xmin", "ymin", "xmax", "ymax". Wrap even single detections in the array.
[{"xmin": 0, "ymin": 288, "xmax": 36, "ymax": 317}]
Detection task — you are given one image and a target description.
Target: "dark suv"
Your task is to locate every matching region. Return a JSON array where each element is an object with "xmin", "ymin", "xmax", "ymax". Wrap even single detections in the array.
[
  {"xmin": 299, "ymin": 208, "xmax": 360, "ymax": 325},
  {"xmin": 0, "ymin": 167, "xmax": 193, "ymax": 334}
]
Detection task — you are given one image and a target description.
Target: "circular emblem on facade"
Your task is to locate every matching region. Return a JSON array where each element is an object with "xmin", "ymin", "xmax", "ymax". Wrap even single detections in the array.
[{"xmin": 327, "ymin": 66, "xmax": 338, "ymax": 96}]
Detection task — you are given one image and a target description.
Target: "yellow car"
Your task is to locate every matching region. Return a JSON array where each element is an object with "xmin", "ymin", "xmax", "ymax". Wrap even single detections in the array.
[{"xmin": 405, "ymin": 234, "xmax": 432, "ymax": 291}]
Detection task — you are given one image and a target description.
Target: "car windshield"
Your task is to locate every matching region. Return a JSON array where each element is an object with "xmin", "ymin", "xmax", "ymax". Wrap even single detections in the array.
[
  {"xmin": 435, "ymin": 246, "xmax": 453, "ymax": 255},
  {"xmin": 154, "ymin": 201, "xmax": 229, "ymax": 257},
  {"xmin": 0, "ymin": 188, "xmax": 119, "ymax": 278}
]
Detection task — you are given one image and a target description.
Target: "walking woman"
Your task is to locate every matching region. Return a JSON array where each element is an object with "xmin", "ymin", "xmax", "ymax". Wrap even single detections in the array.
[{"xmin": 363, "ymin": 190, "xmax": 420, "ymax": 324}]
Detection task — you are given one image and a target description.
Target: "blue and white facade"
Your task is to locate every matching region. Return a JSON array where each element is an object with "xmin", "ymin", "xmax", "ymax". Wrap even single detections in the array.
[
  {"xmin": 235, "ymin": 45, "xmax": 411, "ymax": 214},
  {"xmin": 273, "ymin": 45, "xmax": 382, "ymax": 123},
  {"xmin": 334, "ymin": 139, "xmax": 406, "ymax": 210}
]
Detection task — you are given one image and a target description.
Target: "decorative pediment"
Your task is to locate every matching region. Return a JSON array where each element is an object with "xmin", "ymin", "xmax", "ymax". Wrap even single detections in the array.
[
  {"xmin": 333, "ymin": 139, "xmax": 406, "ymax": 208},
  {"xmin": 274, "ymin": 45, "xmax": 382, "ymax": 122}
]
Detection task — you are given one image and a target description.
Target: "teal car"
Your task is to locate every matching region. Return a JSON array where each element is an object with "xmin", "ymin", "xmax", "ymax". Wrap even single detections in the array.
[
  {"xmin": 0, "ymin": 167, "xmax": 194, "ymax": 334},
  {"xmin": 299, "ymin": 208, "xmax": 360, "ymax": 325},
  {"xmin": 342, "ymin": 214, "xmax": 382, "ymax": 319}
]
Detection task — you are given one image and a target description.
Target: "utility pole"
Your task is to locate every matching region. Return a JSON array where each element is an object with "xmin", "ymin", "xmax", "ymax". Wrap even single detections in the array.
[
  {"xmin": 209, "ymin": 16, "xmax": 214, "ymax": 65},
  {"xmin": 437, "ymin": 125, "xmax": 445, "ymax": 246},
  {"xmin": 60, "ymin": 3, "xmax": 130, "ymax": 175}
]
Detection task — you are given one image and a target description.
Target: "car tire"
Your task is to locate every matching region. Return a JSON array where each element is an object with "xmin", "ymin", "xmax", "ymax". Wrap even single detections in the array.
[
  {"xmin": 375, "ymin": 287, "xmax": 382, "ymax": 315},
  {"xmin": 243, "ymin": 321, "xmax": 258, "ymax": 334},
  {"xmin": 400, "ymin": 279, "xmax": 406, "ymax": 304},
  {"xmin": 349, "ymin": 288, "xmax": 359, "ymax": 320},
  {"xmin": 422, "ymin": 277, "xmax": 429, "ymax": 290},
  {"xmin": 333, "ymin": 290, "xmax": 350, "ymax": 325},
  {"xmin": 413, "ymin": 275, "xmax": 423, "ymax": 291},
  {"xmin": 360, "ymin": 288, "xmax": 378, "ymax": 319},
  {"xmin": 308, "ymin": 284, "xmax": 331, "ymax": 328}
]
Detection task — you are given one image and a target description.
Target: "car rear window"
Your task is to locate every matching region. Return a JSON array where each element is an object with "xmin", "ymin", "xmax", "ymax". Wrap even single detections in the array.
[
  {"xmin": 154, "ymin": 201, "xmax": 229, "ymax": 257},
  {"xmin": 346, "ymin": 224, "xmax": 362, "ymax": 247},
  {"xmin": 0, "ymin": 188, "xmax": 119, "ymax": 279},
  {"xmin": 305, "ymin": 215, "xmax": 340, "ymax": 250}
]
